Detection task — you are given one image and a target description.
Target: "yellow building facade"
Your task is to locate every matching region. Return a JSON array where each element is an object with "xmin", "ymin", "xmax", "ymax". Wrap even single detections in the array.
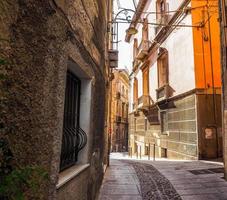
[{"xmin": 110, "ymin": 69, "xmax": 130, "ymax": 152}]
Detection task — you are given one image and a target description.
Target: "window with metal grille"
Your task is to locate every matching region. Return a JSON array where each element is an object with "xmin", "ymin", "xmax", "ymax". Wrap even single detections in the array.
[{"xmin": 60, "ymin": 71, "xmax": 87, "ymax": 171}]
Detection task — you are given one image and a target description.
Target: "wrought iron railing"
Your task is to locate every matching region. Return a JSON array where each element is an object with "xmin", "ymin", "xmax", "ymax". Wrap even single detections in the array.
[
  {"xmin": 60, "ymin": 71, "xmax": 87, "ymax": 172},
  {"xmin": 60, "ymin": 126, "xmax": 87, "ymax": 171}
]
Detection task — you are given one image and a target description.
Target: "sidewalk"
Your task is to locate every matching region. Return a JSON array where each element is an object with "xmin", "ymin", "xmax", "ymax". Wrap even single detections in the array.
[{"xmin": 98, "ymin": 159, "xmax": 142, "ymax": 200}]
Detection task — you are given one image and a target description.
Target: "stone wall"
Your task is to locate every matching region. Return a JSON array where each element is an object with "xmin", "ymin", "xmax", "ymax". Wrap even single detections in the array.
[
  {"xmin": 0, "ymin": 0, "xmax": 110, "ymax": 199},
  {"xmin": 129, "ymin": 94, "xmax": 198, "ymax": 160}
]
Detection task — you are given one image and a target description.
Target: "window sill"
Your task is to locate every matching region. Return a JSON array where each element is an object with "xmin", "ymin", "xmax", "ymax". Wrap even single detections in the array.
[{"xmin": 57, "ymin": 164, "xmax": 90, "ymax": 189}]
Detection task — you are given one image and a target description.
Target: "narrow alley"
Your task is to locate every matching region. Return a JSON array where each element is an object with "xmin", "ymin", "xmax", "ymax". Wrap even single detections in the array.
[
  {"xmin": 99, "ymin": 153, "xmax": 227, "ymax": 200},
  {"xmin": 1, "ymin": 0, "xmax": 227, "ymax": 200}
]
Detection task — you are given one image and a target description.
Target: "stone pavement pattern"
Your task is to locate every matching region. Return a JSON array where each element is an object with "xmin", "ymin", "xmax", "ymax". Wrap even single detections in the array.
[
  {"xmin": 140, "ymin": 160, "xmax": 227, "ymax": 200},
  {"xmin": 125, "ymin": 161, "xmax": 181, "ymax": 200}
]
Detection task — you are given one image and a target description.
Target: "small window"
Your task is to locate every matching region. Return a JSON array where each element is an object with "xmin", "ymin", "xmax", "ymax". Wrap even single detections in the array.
[
  {"xmin": 134, "ymin": 118, "xmax": 137, "ymax": 132},
  {"xmin": 60, "ymin": 71, "xmax": 87, "ymax": 171},
  {"xmin": 160, "ymin": 111, "xmax": 168, "ymax": 133},
  {"xmin": 145, "ymin": 118, "xmax": 148, "ymax": 131},
  {"xmin": 142, "ymin": 68, "xmax": 149, "ymax": 96},
  {"xmin": 161, "ymin": 148, "xmax": 167, "ymax": 158},
  {"xmin": 156, "ymin": 0, "xmax": 167, "ymax": 20},
  {"xmin": 160, "ymin": 1, "xmax": 165, "ymax": 13},
  {"xmin": 133, "ymin": 78, "xmax": 138, "ymax": 103}
]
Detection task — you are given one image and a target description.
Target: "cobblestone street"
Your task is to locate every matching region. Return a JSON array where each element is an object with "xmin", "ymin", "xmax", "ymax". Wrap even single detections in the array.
[{"xmin": 98, "ymin": 154, "xmax": 227, "ymax": 200}]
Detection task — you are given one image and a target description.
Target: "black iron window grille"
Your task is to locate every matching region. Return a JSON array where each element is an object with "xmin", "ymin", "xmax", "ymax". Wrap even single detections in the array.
[{"xmin": 60, "ymin": 71, "xmax": 87, "ymax": 172}]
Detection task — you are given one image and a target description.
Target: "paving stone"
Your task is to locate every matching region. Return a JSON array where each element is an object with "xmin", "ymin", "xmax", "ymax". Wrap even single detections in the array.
[{"xmin": 99, "ymin": 154, "xmax": 227, "ymax": 200}]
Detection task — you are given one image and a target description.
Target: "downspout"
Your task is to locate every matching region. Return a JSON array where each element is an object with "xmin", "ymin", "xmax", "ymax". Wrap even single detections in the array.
[{"xmin": 206, "ymin": 1, "xmax": 217, "ymax": 126}]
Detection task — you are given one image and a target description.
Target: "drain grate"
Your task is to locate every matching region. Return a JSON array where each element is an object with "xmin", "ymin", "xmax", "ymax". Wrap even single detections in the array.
[{"xmin": 189, "ymin": 168, "xmax": 224, "ymax": 175}]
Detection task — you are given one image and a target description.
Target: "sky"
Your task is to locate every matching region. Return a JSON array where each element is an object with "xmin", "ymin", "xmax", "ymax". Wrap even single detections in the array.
[{"xmin": 113, "ymin": 0, "xmax": 136, "ymax": 71}]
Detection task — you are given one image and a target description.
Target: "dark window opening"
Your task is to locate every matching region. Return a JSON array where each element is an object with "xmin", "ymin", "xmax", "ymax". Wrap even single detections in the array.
[
  {"xmin": 161, "ymin": 148, "xmax": 167, "ymax": 158},
  {"xmin": 60, "ymin": 71, "xmax": 87, "ymax": 172},
  {"xmin": 145, "ymin": 118, "xmax": 148, "ymax": 131}
]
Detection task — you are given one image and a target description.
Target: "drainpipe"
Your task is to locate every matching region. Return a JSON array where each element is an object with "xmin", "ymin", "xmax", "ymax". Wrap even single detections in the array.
[{"xmin": 206, "ymin": 1, "xmax": 219, "ymax": 158}]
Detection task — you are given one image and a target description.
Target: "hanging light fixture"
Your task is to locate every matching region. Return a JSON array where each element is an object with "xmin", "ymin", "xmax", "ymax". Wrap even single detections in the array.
[{"xmin": 126, "ymin": 25, "xmax": 138, "ymax": 35}]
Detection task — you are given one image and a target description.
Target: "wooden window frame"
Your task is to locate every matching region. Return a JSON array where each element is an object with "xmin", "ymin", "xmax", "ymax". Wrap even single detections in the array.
[
  {"xmin": 156, "ymin": 0, "xmax": 167, "ymax": 20},
  {"xmin": 133, "ymin": 78, "xmax": 138, "ymax": 103},
  {"xmin": 157, "ymin": 49, "xmax": 169, "ymax": 89},
  {"xmin": 142, "ymin": 67, "xmax": 149, "ymax": 96}
]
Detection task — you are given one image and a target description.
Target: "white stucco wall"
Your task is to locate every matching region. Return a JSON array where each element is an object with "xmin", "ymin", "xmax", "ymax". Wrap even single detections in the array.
[
  {"xmin": 164, "ymin": 14, "xmax": 195, "ymax": 96},
  {"xmin": 137, "ymin": 70, "xmax": 143, "ymax": 97},
  {"xmin": 149, "ymin": 62, "xmax": 158, "ymax": 100},
  {"xmin": 148, "ymin": 2, "xmax": 195, "ymax": 98},
  {"xmin": 129, "ymin": 77, "xmax": 134, "ymax": 112}
]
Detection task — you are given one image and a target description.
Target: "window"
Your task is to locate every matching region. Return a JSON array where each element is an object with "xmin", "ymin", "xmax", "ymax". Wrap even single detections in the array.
[
  {"xmin": 122, "ymin": 85, "xmax": 125, "ymax": 96},
  {"xmin": 142, "ymin": 67, "xmax": 149, "ymax": 96},
  {"xmin": 142, "ymin": 18, "xmax": 149, "ymax": 41},
  {"xmin": 133, "ymin": 78, "xmax": 138, "ymax": 103},
  {"xmin": 160, "ymin": 0, "xmax": 165, "ymax": 13},
  {"xmin": 158, "ymin": 48, "xmax": 169, "ymax": 88},
  {"xmin": 145, "ymin": 118, "xmax": 148, "ymax": 131},
  {"xmin": 122, "ymin": 103, "xmax": 125, "ymax": 118},
  {"xmin": 134, "ymin": 118, "xmax": 137, "ymax": 132},
  {"xmin": 133, "ymin": 38, "xmax": 138, "ymax": 60},
  {"xmin": 156, "ymin": 0, "xmax": 168, "ymax": 20},
  {"xmin": 60, "ymin": 71, "xmax": 87, "ymax": 171},
  {"xmin": 160, "ymin": 111, "xmax": 168, "ymax": 133}
]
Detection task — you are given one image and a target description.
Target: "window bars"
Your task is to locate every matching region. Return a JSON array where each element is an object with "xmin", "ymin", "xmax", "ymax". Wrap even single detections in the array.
[{"xmin": 60, "ymin": 71, "xmax": 87, "ymax": 171}]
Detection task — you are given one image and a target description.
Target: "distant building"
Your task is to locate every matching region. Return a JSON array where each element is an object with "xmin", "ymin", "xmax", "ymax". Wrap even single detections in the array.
[
  {"xmin": 111, "ymin": 69, "xmax": 129, "ymax": 152},
  {"xmin": 126, "ymin": 0, "xmax": 222, "ymax": 160}
]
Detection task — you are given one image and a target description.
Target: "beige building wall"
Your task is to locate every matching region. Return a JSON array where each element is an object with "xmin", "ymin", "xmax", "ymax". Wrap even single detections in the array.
[{"xmin": 111, "ymin": 69, "xmax": 130, "ymax": 152}]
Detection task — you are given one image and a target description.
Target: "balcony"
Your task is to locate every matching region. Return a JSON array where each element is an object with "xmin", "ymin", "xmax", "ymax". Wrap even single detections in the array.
[
  {"xmin": 136, "ymin": 40, "xmax": 151, "ymax": 61},
  {"xmin": 156, "ymin": 84, "xmax": 172, "ymax": 100},
  {"xmin": 138, "ymin": 95, "xmax": 153, "ymax": 110},
  {"xmin": 146, "ymin": 106, "xmax": 160, "ymax": 125}
]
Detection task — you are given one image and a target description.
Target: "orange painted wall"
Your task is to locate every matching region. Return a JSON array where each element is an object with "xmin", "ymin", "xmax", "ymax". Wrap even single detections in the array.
[{"xmin": 191, "ymin": 0, "xmax": 221, "ymax": 89}]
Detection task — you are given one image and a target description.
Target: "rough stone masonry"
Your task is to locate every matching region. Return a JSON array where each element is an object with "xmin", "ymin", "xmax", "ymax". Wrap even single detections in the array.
[{"xmin": 0, "ymin": 0, "xmax": 111, "ymax": 199}]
